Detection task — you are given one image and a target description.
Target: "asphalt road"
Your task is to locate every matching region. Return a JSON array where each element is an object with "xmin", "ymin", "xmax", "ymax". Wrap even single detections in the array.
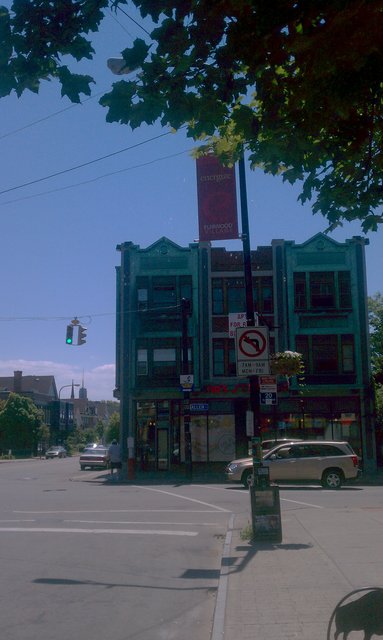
[
  {"xmin": 1, "ymin": 458, "xmax": 383, "ymax": 640},
  {"xmin": 0, "ymin": 457, "xmax": 232, "ymax": 640}
]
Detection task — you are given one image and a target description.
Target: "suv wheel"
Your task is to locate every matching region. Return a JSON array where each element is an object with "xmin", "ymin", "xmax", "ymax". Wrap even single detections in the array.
[{"xmin": 322, "ymin": 469, "xmax": 343, "ymax": 489}]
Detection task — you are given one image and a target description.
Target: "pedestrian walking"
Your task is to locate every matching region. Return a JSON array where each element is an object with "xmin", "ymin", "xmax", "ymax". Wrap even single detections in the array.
[{"xmin": 108, "ymin": 439, "xmax": 122, "ymax": 480}]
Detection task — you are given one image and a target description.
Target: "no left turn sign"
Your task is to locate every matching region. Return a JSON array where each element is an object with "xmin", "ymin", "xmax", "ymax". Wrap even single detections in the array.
[
  {"xmin": 235, "ymin": 326, "xmax": 270, "ymax": 376},
  {"xmin": 236, "ymin": 327, "xmax": 269, "ymax": 361}
]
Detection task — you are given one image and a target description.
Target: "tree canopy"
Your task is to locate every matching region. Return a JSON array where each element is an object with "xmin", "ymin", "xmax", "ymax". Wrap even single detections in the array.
[
  {"xmin": 0, "ymin": 393, "xmax": 44, "ymax": 454},
  {"xmin": 2, "ymin": 1, "xmax": 383, "ymax": 231},
  {"xmin": 369, "ymin": 292, "xmax": 383, "ymax": 382}
]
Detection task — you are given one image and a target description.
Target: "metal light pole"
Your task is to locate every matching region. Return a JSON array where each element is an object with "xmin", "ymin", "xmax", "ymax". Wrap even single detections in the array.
[
  {"xmin": 238, "ymin": 155, "xmax": 262, "ymax": 467},
  {"xmin": 181, "ymin": 298, "xmax": 192, "ymax": 475},
  {"xmin": 238, "ymin": 155, "xmax": 282, "ymax": 542}
]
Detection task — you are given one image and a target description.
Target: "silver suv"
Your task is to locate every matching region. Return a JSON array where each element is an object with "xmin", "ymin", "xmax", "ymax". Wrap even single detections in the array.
[{"xmin": 225, "ymin": 441, "xmax": 360, "ymax": 489}]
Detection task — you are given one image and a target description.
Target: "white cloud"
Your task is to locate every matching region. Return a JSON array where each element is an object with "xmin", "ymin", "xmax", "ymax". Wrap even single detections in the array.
[{"xmin": 0, "ymin": 359, "xmax": 116, "ymax": 401}]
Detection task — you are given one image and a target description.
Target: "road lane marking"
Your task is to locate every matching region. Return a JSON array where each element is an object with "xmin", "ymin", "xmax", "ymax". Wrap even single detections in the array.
[
  {"xmin": 281, "ymin": 498, "xmax": 324, "ymax": 509},
  {"xmin": 14, "ymin": 509, "xmax": 223, "ymax": 514},
  {"xmin": 133, "ymin": 486, "xmax": 230, "ymax": 512},
  {"xmin": 65, "ymin": 519, "xmax": 219, "ymax": 526},
  {"xmin": 0, "ymin": 519, "xmax": 35, "ymax": 522},
  {"xmin": 0, "ymin": 527, "xmax": 198, "ymax": 536}
]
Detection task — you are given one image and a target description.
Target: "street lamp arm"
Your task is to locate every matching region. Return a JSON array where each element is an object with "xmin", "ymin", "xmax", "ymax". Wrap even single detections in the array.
[{"xmin": 58, "ymin": 383, "xmax": 80, "ymax": 400}]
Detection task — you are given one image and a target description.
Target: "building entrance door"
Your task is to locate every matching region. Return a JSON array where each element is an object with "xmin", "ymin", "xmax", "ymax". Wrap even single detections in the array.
[{"xmin": 157, "ymin": 428, "xmax": 169, "ymax": 470}]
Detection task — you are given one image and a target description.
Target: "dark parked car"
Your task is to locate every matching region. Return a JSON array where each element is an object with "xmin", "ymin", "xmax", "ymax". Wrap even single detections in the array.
[
  {"xmin": 46, "ymin": 446, "xmax": 67, "ymax": 459},
  {"xmin": 79, "ymin": 446, "xmax": 110, "ymax": 471}
]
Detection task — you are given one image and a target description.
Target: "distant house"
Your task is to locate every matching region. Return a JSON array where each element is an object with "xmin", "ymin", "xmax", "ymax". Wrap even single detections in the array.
[
  {"xmin": 0, "ymin": 370, "xmax": 73, "ymax": 435},
  {"xmin": 71, "ymin": 389, "xmax": 119, "ymax": 434}
]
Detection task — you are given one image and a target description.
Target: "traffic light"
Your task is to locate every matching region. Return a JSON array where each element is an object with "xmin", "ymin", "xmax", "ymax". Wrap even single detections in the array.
[
  {"xmin": 77, "ymin": 325, "xmax": 87, "ymax": 345},
  {"xmin": 66, "ymin": 325, "xmax": 74, "ymax": 345}
]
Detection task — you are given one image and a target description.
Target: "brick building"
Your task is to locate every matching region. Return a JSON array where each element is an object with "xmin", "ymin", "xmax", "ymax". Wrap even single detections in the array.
[{"xmin": 115, "ymin": 233, "xmax": 376, "ymax": 474}]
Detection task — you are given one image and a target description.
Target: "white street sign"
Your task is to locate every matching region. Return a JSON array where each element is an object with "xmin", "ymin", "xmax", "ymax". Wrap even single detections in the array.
[
  {"xmin": 229, "ymin": 312, "xmax": 259, "ymax": 338},
  {"xmin": 260, "ymin": 391, "xmax": 277, "ymax": 405},
  {"xmin": 259, "ymin": 375, "xmax": 277, "ymax": 393},
  {"xmin": 235, "ymin": 326, "xmax": 270, "ymax": 377},
  {"xmin": 180, "ymin": 374, "xmax": 194, "ymax": 391}
]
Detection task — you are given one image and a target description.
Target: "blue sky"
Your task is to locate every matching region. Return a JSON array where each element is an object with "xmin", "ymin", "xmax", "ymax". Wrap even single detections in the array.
[{"xmin": 1, "ymin": 6, "xmax": 382, "ymax": 400}]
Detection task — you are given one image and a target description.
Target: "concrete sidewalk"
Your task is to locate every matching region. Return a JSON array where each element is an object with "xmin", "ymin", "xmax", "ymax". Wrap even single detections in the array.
[{"xmin": 218, "ymin": 492, "xmax": 383, "ymax": 640}]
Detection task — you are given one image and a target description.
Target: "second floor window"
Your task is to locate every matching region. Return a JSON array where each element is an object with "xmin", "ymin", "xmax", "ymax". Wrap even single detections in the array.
[
  {"xmin": 212, "ymin": 277, "xmax": 273, "ymax": 315},
  {"xmin": 294, "ymin": 271, "xmax": 352, "ymax": 311},
  {"xmin": 310, "ymin": 272, "xmax": 335, "ymax": 308},
  {"xmin": 295, "ymin": 334, "xmax": 355, "ymax": 375},
  {"xmin": 153, "ymin": 348, "xmax": 176, "ymax": 377},
  {"xmin": 136, "ymin": 339, "xmax": 192, "ymax": 379},
  {"xmin": 152, "ymin": 277, "xmax": 177, "ymax": 309},
  {"xmin": 213, "ymin": 339, "xmax": 236, "ymax": 376}
]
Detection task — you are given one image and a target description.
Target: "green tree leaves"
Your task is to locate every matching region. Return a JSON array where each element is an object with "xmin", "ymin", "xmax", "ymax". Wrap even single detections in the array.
[
  {"xmin": 369, "ymin": 293, "xmax": 383, "ymax": 380},
  {"xmin": 2, "ymin": 0, "xmax": 383, "ymax": 231},
  {"xmin": 0, "ymin": 393, "xmax": 44, "ymax": 454}
]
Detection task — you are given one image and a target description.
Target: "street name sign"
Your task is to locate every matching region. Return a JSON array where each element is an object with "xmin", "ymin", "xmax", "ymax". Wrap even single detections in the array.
[{"xmin": 190, "ymin": 403, "xmax": 209, "ymax": 412}]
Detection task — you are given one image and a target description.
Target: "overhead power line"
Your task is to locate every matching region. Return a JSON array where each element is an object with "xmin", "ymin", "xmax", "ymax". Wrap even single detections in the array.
[
  {"xmin": 0, "ymin": 304, "xmax": 181, "ymax": 322},
  {"xmin": 0, "ymin": 91, "xmax": 105, "ymax": 141},
  {"xmin": 0, "ymin": 130, "xmax": 177, "ymax": 197},
  {"xmin": 0, "ymin": 148, "xmax": 192, "ymax": 206},
  {"xmin": 116, "ymin": 5, "xmax": 152, "ymax": 37}
]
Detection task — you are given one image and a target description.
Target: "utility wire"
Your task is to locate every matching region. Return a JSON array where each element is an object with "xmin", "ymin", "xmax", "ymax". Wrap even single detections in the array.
[
  {"xmin": 0, "ymin": 304, "xmax": 182, "ymax": 322},
  {"xmin": 116, "ymin": 5, "xmax": 152, "ymax": 37},
  {"xmin": 107, "ymin": 8, "xmax": 135, "ymax": 38},
  {"xmin": 0, "ymin": 130, "xmax": 178, "ymax": 196},
  {"xmin": 0, "ymin": 148, "xmax": 192, "ymax": 206},
  {"xmin": 0, "ymin": 90, "xmax": 106, "ymax": 141}
]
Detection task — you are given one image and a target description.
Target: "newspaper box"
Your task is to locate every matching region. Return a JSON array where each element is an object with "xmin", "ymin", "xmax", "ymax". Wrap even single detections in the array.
[{"xmin": 250, "ymin": 484, "xmax": 282, "ymax": 543}]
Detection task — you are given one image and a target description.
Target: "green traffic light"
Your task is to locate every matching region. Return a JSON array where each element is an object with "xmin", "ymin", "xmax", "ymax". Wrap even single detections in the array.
[{"xmin": 66, "ymin": 325, "xmax": 74, "ymax": 345}]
